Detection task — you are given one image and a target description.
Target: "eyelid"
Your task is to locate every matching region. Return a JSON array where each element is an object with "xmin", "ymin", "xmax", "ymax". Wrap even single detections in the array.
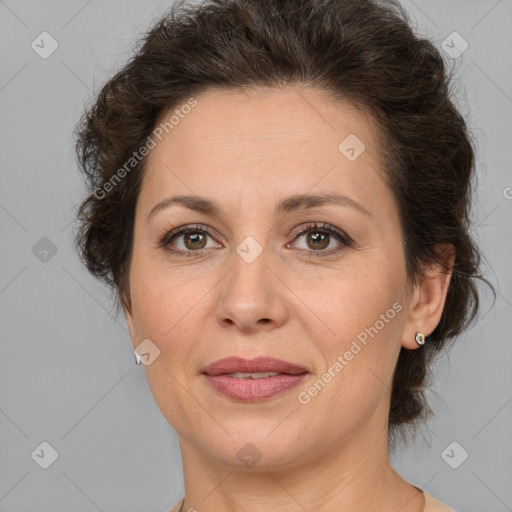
[
  {"xmin": 286, "ymin": 221, "xmax": 353, "ymax": 257},
  {"xmin": 289, "ymin": 221, "xmax": 353, "ymax": 245},
  {"xmin": 159, "ymin": 221, "xmax": 353, "ymax": 257},
  {"xmin": 158, "ymin": 223, "xmax": 220, "ymax": 248}
]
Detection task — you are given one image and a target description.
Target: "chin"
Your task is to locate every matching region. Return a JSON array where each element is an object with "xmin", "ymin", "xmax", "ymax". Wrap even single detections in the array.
[{"xmin": 197, "ymin": 421, "xmax": 313, "ymax": 470}]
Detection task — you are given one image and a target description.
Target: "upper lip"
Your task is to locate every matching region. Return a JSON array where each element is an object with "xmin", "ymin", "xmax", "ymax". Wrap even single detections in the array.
[{"xmin": 201, "ymin": 356, "xmax": 308, "ymax": 376}]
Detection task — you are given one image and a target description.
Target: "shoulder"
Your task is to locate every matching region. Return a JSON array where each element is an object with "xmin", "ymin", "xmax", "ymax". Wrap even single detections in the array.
[
  {"xmin": 168, "ymin": 497, "xmax": 184, "ymax": 512},
  {"xmin": 423, "ymin": 489, "xmax": 458, "ymax": 512}
]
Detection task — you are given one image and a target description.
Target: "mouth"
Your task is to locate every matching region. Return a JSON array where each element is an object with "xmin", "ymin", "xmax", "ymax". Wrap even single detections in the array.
[
  {"xmin": 201, "ymin": 356, "xmax": 308, "ymax": 376},
  {"xmin": 221, "ymin": 371, "xmax": 283, "ymax": 379},
  {"xmin": 201, "ymin": 356, "xmax": 309, "ymax": 402}
]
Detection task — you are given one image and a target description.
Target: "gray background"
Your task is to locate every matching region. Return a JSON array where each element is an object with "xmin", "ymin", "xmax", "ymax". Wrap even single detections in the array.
[{"xmin": 0, "ymin": 0, "xmax": 511, "ymax": 511}]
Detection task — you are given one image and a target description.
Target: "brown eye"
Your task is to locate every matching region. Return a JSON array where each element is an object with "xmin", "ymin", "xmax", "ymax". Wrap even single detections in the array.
[
  {"xmin": 183, "ymin": 232, "xmax": 207, "ymax": 250},
  {"xmin": 289, "ymin": 222, "xmax": 352, "ymax": 257},
  {"xmin": 306, "ymin": 231, "xmax": 330, "ymax": 250},
  {"xmin": 160, "ymin": 224, "xmax": 221, "ymax": 257}
]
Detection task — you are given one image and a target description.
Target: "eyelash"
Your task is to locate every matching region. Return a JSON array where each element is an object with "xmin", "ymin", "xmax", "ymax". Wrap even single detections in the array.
[{"xmin": 158, "ymin": 222, "xmax": 353, "ymax": 258}]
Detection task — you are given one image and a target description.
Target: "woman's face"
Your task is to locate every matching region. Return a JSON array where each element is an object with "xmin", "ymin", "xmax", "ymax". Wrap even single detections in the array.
[{"xmin": 124, "ymin": 86, "xmax": 426, "ymax": 469}]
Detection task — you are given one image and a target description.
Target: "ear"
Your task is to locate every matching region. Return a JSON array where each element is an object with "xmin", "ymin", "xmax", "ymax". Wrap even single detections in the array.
[{"xmin": 401, "ymin": 244, "xmax": 455, "ymax": 350}]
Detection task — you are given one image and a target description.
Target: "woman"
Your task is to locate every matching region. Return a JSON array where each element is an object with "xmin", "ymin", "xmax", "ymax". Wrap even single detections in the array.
[{"xmin": 74, "ymin": 0, "xmax": 491, "ymax": 510}]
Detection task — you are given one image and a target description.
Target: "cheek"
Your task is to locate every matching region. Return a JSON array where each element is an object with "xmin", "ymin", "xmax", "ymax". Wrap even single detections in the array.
[
  {"xmin": 311, "ymin": 263, "xmax": 405, "ymax": 390},
  {"xmin": 128, "ymin": 259, "xmax": 212, "ymax": 427},
  {"xmin": 298, "ymin": 281, "xmax": 404, "ymax": 435},
  {"xmin": 316, "ymin": 262, "xmax": 401, "ymax": 335},
  {"xmin": 128, "ymin": 253, "xmax": 205, "ymax": 338}
]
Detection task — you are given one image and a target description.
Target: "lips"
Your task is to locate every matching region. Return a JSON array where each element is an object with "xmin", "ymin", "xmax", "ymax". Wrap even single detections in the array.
[
  {"xmin": 201, "ymin": 356, "xmax": 308, "ymax": 377},
  {"xmin": 201, "ymin": 356, "xmax": 308, "ymax": 402}
]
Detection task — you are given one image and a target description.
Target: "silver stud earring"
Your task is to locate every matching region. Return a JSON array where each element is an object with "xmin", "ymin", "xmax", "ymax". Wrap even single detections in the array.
[
  {"xmin": 415, "ymin": 332, "xmax": 426, "ymax": 346},
  {"xmin": 134, "ymin": 349, "xmax": 143, "ymax": 365}
]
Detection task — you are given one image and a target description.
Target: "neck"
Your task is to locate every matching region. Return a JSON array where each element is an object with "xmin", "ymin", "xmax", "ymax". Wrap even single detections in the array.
[{"xmin": 176, "ymin": 413, "xmax": 424, "ymax": 512}]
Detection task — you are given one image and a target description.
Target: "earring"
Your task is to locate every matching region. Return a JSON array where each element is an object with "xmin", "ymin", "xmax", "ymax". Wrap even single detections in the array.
[
  {"xmin": 415, "ymin": 332, "xmax": 426, "ymax": 346},
  {"xmin": 134, "ymin": 349, "xmax": 143, "ymax": 365}
]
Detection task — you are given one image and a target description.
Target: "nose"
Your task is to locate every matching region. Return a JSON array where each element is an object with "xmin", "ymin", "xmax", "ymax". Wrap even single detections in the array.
[{"xmin": 215, "ymin": 242, "xmax": 289, "ymax": 333}]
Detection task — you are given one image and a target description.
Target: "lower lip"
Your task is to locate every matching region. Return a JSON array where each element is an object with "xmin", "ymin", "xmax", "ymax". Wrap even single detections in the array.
[{"xmin": 203, "ymin": 373, "xmax": 308, "ymax": 402}]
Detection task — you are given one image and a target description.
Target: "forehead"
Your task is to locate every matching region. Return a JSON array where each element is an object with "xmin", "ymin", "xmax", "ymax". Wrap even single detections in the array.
[
  {"xmin": 139, "ymin": 85, "xmax": 391, "ymax": 219},
  {"xmin": 150, "ymin": 85, "xmax": 379, "ymax": 155}
]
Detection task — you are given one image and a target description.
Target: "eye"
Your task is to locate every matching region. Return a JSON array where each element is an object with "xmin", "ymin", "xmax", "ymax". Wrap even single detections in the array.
[
  {"xmin": 158, "ymin": 221, "xmax": 353, "ymax": 258},
  {"xmin": 159, "ymin": 224, "xmax": 221, "ymax": 257},
  {"xmin": 287, "ymin": 222, "xmax": 353, "ymax": 257}
]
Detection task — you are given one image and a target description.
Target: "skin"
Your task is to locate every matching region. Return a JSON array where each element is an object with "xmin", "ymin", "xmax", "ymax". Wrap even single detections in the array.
[{"xmin": 123, "ymin": 85, "xmax": 454, "ymax": 512}]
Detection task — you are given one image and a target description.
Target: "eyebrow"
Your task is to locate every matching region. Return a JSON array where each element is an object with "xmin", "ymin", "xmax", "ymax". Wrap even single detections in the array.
[{"xmin": 147, "ymin": 192, "xmax": 371, "ymax": 221}]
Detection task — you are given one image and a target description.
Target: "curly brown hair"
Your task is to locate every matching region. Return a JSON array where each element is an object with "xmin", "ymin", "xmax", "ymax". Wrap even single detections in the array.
[{"xmin": 73, "ymin": 0, "xmax": 494, "ymax": 443}]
